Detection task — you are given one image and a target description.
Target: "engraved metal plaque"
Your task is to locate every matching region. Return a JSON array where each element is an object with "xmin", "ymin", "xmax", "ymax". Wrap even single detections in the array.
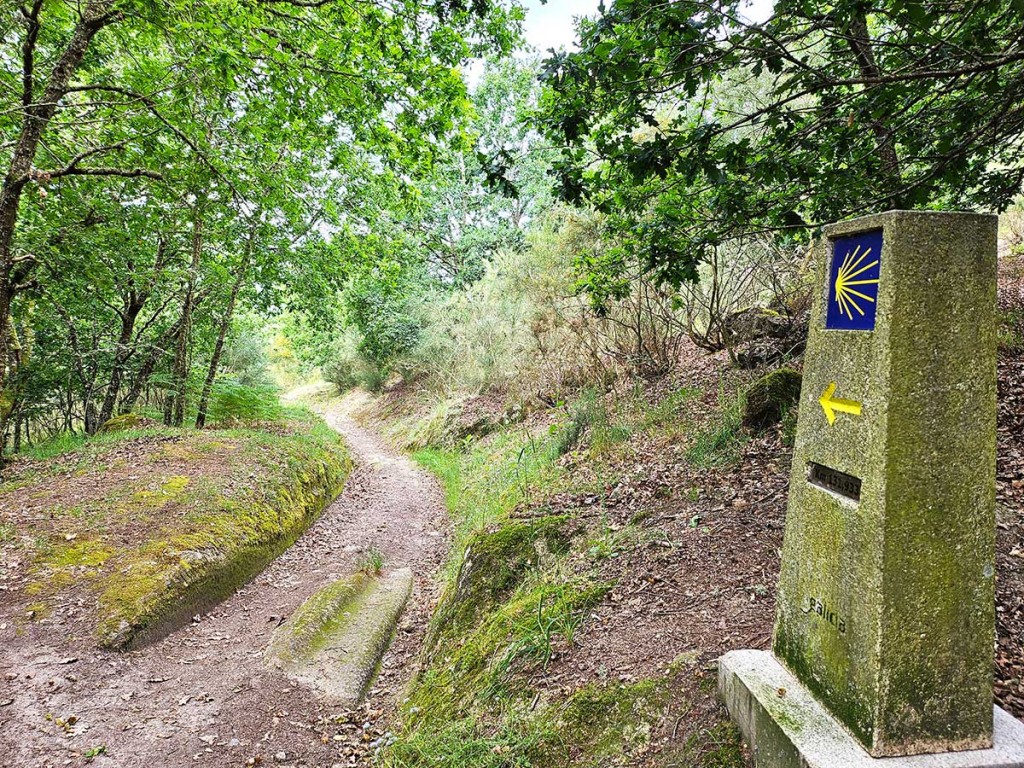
[{"xmin": 807, "ymin": 461, "xmax": 861, "ymax": 502}]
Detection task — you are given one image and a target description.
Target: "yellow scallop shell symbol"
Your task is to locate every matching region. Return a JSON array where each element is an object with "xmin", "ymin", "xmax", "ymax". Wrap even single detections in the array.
[{"xmin": 834, "ymin": 245, "xmax": 879, "ymax": 320}]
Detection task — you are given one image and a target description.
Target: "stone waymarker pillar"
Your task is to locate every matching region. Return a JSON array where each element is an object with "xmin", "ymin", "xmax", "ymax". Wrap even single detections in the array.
[{"xmin": 718, "ymin": 211, "xmax": 1024, "ymax": 768}]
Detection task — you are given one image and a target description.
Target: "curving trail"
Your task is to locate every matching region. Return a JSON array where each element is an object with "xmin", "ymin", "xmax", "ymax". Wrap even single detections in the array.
[{"xmin": 0, "ymin": 400, "xmax": 448, "ymax": 768}]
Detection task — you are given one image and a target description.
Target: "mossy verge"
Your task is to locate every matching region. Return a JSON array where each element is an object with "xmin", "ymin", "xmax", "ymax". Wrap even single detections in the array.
[
  {"xmin": 388, "ymin": 652, "xmax": 746, "ymax": 768},
  {"xmin": 4, "ymin": 409, "xmax": 353, "ymax": 651},
  {"xmin": 407, "ymin": 576, "xmax": 610, "ymax": 729},
  {"xmin": 96, "ymin": 440, "xmax": 350, "ymax": 649},
  {"xmin": 425, "ymin": 516, "xmax": 573, "ymax": 653},
  {"xmin": 377, "ymin": 391, "xmax": 749, "ymax": 768}
]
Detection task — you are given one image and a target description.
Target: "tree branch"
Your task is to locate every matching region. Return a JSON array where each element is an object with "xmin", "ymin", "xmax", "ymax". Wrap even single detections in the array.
[{"xmin": 36, "ymin": 166, "xmax": 163, "ymax": 181}]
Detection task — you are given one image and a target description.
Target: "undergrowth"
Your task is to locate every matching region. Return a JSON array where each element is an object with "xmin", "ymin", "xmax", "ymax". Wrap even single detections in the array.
[
  {"xmin": 413, "ymin": 426, "xmax": 566, "ymax": 583},
  {"xmin": 381, "ymin": 385, "xmax": 748, "ymax": 768},
  {"xmin": 685, "ymin": 387, "xmax": 748, "ymax": 467}
]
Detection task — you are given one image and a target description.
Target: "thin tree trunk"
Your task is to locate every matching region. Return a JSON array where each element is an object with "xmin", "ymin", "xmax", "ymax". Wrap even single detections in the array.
[
  {"xmin": 195, "ymin": 260, "xmax": 248, "ymax": 429},
  {"xmin": 64, "ymin": 376, "xmax": 73, "ymax": 432},
  {"xmin": 846, "ymin": 14, "xmax": 901, "ymax": 206},
  {"xmin": 121, "ymin": 287, "xmax": 206, "ymax": 416},
  {"xmin": 126, "ymin": 320, "xmax": 180, "ymax": 416},
  {"xmin": 97, "ymin": 294, "xmax": 147, "ymax": 426},
  {"xmin": 166, "ymin": 203, "xmax": 203, "ymax": 427},
  {"xmin": 52, "ymin": 303, "xmax": 101, "ymax": 433}
]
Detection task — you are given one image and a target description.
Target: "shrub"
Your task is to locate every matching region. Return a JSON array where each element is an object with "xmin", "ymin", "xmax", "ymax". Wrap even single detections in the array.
[
  {"xmin": 686, "ymin": 389, "xmax": 747, "ymax": 467},
  {"xmin": 358, "ymin": 546, "xmax": 385, "ymax": 576},
  {"xmin": 998, "ymin": 308, "xmax": 1024, "ymax": 354},
  {"xmin": 222, "ymin": 314, "xmax": 275, "ymax": 387},
  {"xmin": 207, "ymin": 379, "xmax": 282, "ymax": 426},
  {"xmin": 322, "ymin": 328, "xmax": 388, "ymax": 392},
  {"xmin": 345, "ymin": 272, "xmax": 421, "ymax": 366}
]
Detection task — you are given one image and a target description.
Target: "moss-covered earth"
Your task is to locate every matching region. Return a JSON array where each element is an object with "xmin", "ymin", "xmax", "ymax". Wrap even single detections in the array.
[
  {"xmin": 741, "ymin": 367, "xmax": 802, "ymax": 432},
  {"xmin": 0, "ymin": 408, "xmax": 351, "ymax": 649}
]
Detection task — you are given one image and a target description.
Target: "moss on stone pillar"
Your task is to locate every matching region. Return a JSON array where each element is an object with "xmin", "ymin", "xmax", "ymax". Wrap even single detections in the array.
[{"xmin": 772, "ymin": 211, "xmax": 997, "ymax": 757}]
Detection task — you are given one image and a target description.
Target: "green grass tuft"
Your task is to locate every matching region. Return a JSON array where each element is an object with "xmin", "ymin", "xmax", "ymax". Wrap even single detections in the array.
[
  {"xmin": 358, "ymin": 546, "xmax": 385, "ymax": 576},
  {"xmin": 686, "ymin": 388, "xmax": 747, "ymax": 467},
  {"xmin": 18, "ymin": 431, "xmax": 88, "ymax": 461}
]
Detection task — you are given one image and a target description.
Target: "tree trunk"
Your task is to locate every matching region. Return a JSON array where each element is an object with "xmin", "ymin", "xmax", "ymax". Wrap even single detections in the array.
[
  {"xmin": 0, "ymin": 3, "xmax": 115, "ymax": 416},
  {"xmin": 166, "ymin": 205, "xmax": 203, "ymax": 426},
  {"xmin": 52, "ymin": 304, "xmax": 101, "ymax": 433},
  {"xmin": 195, "ymin": 260, "xmax": 247, "ymax": 429},
  {"xmin": 122, "ymin": 321, "xmax": 179, "ymax": 415},
  {"xmin": 845, "ymin": 13, "xmax": 902, "ymax": 206},
  {"xmin": 97, "ymin": 294, "xmax": 147, "ymax": 426},
  {"xmin": 64, "ymin": 376, "xmax": 74, "ymax": 432}
]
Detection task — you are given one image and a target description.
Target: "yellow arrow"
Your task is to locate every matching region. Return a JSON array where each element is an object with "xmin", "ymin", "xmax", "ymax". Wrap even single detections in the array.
[{"xmin": 819, "ymin": 382, "xmax": 862, "ymax": 426}]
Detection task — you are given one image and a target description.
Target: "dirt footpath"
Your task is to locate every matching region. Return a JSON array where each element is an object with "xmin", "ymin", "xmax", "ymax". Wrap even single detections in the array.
[{"xmin": 0, "ymin": 402, "xmax": 448, "ymax": 768}]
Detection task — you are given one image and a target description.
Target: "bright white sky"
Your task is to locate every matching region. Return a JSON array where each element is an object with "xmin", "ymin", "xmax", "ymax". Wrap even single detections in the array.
[
  {"xmin": 519, "ymin": 0, "xmax": 776, "ymax": 52},
  {"xmin": 465, "ymin": 0, "xmax": 775, "ymax": 85}
]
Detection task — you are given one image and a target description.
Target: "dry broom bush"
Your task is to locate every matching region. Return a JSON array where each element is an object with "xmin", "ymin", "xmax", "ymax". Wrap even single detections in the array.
[
  {"xmin": 404, "ymin": 209, "xmax": 695, "ymax": 403},
  {"xmin": 682, "ymin": 236, "xmax": 810, "ymax": 361},
  {"xmin": 327, "ymin": 211, "xmax": 808, "ymax": 408}
]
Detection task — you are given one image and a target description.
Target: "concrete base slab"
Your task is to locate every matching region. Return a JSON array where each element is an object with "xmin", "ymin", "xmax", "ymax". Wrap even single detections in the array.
[
  {"xmin": 719, "ymin": 650, "xmax": 1024, "ymax": 768},
  {"xmin": 267, "ymin": 568, "xmax": 413, "ymax": 707}
]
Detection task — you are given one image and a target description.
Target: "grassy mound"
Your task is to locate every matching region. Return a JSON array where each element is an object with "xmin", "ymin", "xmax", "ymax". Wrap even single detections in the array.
[{"xmin": 1, "ymin": 408, "xmax": 352, "ymax": 649}]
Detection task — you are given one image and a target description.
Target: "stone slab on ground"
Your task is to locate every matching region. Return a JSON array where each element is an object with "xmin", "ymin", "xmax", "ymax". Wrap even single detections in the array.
[
  {"xmin": 267, "ymin": 568, "xmax": 414, "ymax": 707},
  {"xmin": 719, "ymin": 650, "xmax": 1024, "ymax": 768}
]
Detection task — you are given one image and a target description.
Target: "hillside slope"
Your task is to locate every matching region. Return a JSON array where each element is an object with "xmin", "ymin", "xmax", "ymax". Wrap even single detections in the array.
[{"xmin": 355, "ymin": 262, "xmax": 1024, "ymax": 767}]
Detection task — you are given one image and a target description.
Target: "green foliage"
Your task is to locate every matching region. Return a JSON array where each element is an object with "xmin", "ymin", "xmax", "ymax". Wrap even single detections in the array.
[
  {"xmin": 539, "ymin": 0, "xmax": 1024, "ymax": 294},
  {"xmin": 406, "ymin": 577, "xmax": 609, "ymax": 728},
  {"xmin": 207, "ymin": 380, "xmax": 283, "ymax": 427},
  {"xmin": 83, "ymin": 745, "xmax": 108, "ymax": 762},
  {"xmin": 500, "ymin": 589, "xmax": 586, "ymax": 672},
  {"xmin": 17, "ymin": 431, "xmax": 89, "ymax": 461},
  {"xmin": 345, "ymin": 272, "xmax": 423, "ymax": 367},
  {"xmin": 644, "ymin": 386, "xmax": 701, "ymax": 430},
  {"xmin": 416, "ymin": 56, "xmax": 558, "ymax": 285},
  {"xmin": 358, "ymin": 546, "xmax": 386, "ymax": 577},
  {"xmin": 222, "ymin": 316, "xmax": 276, "ymax": 388},
  {"xmin": 998, "ymin": 308, "xmax": 1024, "ymax": 354},
  {"xmin": 384, "ymin": 719, "xmax": 539, "ymax": 768},
  {"xmin": 0, "ymin": 0, "xmax": 520, "ymax": 451},
  {"xmin": 322, "ymin": 329, "xmax": 388, "ymax": 393},
  {"xmin": 413, "ymin": 428, "xmax": 565, "ymax": 576},
  {"xmin": 686, "ymin": 389, "xmax": 748, "ymax": 467},
  {"xmin": 383, "ymin": 387, "xmax": 752, "ymax": 768},
  {"xmin": 430, "ymin": 516, "xmax": 571, "ymax": 643},
  {"xmin": 552, "ymin": 388, "xmax": 624, "ymax": 457},
  {"xmin": 405, "ymin": 208, "xmax": 692, "ymax": 397}
]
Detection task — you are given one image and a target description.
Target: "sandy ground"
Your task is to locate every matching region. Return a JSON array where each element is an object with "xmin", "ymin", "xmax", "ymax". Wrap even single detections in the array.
[{"xmin": 0, "ymin": 401, "xmax": 448, "ymax": 768}]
